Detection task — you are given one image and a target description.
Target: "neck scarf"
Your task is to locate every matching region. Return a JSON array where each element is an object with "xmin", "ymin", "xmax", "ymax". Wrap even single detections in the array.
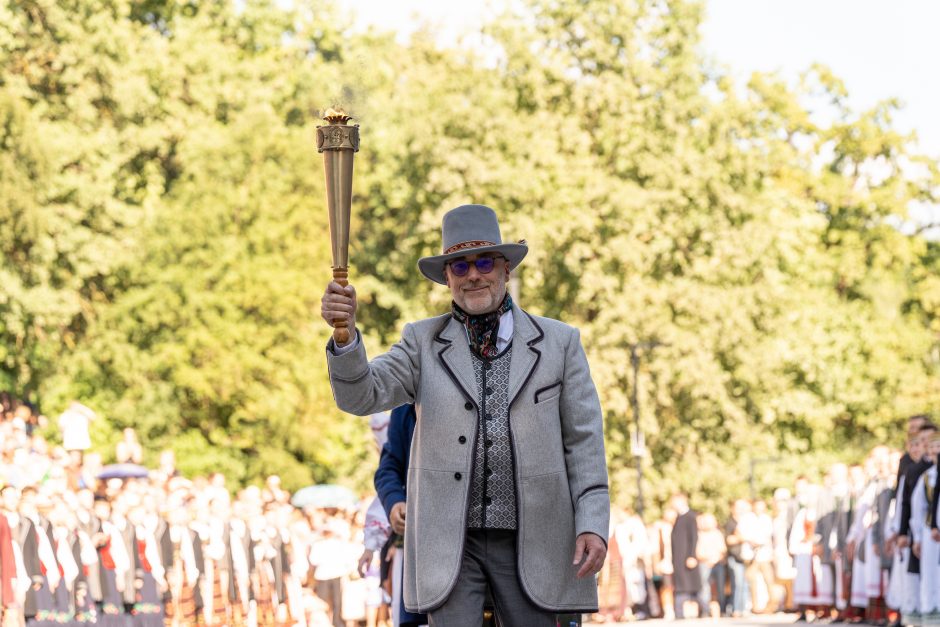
[{"xmin": 451, "ymin": 293, "xmax": 513, "ymax": 360}]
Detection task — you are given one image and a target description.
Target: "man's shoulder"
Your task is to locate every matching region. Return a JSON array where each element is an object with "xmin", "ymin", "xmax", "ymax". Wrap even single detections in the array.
[
  {"xmin": 405, "ymin": 313, "xmax": 453, "ymax": 336},
  {"xmin": 517, "ymin": 310, "xmax": 580, "ymax": 339}
]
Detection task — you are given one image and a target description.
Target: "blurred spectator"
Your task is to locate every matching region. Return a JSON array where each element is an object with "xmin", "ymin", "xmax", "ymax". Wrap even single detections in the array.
[
  {"xmin": 115, "ymin": 428, "xmax": 143, "ymax": 464},
  {"xmin": 725, "ymin": 498, "xmax": 754, "ymax": 616},
  {"xmin": 58, "ymin": 402, "xmax": 96, "ymax": 463},
  {"xmin": 670, "ymin": 494, "xmax": 703, "ymax": 618},
  {"xmin": 696, "ymin": 513, "xmax": 726, "ymax": 618}
]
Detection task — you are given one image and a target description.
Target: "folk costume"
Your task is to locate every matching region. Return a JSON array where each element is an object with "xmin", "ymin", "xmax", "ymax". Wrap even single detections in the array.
[
  {"xmin": 886, "ymin": 475, "xmax": 909, "ymax": 614},
  {"xmin": 0, "ymin": 514, "xmax": 16, "ymax": 620},
  {"xmin": 912, "ymin": 462, "xmax": 940, "ymax": 616},
  {"xmin": 97, "ymin": 519, "xmax": 132, "ymax": 627},
  {"xmin": 327, "ymin": 205, "xmax": 610, "ymax": 624},
  {"xmin": 900, "ymin": 457, "xmax": 932, "ymax": 623},
  {"xmin": 790, "ymin": 492, "xmax": 832, "ymax": 609}
]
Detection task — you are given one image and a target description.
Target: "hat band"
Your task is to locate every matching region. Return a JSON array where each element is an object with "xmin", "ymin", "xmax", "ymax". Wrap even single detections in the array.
[{"xmin": 444, "ymin": 240, "xmax": 496, "ymax": 255}]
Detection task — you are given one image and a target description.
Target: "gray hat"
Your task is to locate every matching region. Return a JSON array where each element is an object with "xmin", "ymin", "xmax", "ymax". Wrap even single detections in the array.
[{"xmin": 417, "ymin": 204, "xmax": 528, "ymax": 285}]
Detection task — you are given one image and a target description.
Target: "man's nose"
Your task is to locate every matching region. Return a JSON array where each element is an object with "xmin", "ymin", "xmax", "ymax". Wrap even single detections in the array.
[{"xmin": 464, "ymin": 263, "xmax": 484, "ymax": 280}]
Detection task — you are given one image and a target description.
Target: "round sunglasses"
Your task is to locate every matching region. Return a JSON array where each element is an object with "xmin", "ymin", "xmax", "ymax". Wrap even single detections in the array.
[{"xmin": 448, "ymin": 256, "xmax": 505, "ymax": 277}]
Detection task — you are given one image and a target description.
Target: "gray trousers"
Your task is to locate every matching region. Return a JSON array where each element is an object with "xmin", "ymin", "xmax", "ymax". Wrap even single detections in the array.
[{"xmin": 429, "ymin": 529, "xmax": 557, "ymax": 627}]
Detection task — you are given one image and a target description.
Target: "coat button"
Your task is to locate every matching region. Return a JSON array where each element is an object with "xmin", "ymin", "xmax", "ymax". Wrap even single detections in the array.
[
  {"xmin": 485, "ymin": 439, "xmax": 493, "ymax": 447},
  {"xmin": 485, "ymin": 387, "xmax": 493, "ymax": 395},
  {"xmin": 486, "ymin": 467, "xmax": 493, "ymax": 476},
  {"xmin": 458, "ymin": 436, "xmax": 467, "ymax": 444},
  {"xmin": 485, "ymin": 496, "xmax": 492, "ymax": 505},
  {"xmin": 464, "ymin": 401, "xmax": 473, "ymax": 410},
  {"xmin": 454, "ymin": 472, "xmax": 462, "ymax": 480},
  {"xmin": 485, "ymin": 413, "xmax": 493, "ymax": 421},
  {"xmin": 483, "ymin": 362, "xmax": 492, "ymax": 371}
]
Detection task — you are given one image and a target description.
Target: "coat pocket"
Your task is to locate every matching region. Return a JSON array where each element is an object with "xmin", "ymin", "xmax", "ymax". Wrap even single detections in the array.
[{"xmin": 533, "ymin": 380, "xmax": 562, "ymax": 404}]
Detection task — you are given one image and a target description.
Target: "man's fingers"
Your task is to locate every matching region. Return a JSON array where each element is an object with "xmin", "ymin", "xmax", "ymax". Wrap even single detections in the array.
[
  {"xmin": 576, "ymin": 545, "xmax": 601, "ymax": 578},
  {"xmin": 572, "ymin": 537, "xmax": 585, "ymax": 566}
]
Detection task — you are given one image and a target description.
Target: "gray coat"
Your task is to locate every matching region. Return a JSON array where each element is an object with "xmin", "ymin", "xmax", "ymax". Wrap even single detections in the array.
[{"xmin": 327, "ymin": 305, "xmax": 609, "ymax": 613}]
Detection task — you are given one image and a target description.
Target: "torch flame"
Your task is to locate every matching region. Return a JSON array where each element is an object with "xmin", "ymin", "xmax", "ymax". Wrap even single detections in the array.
[{"xmin": 322, "ymin": 107, "xmax": 353, "ymax": 125}]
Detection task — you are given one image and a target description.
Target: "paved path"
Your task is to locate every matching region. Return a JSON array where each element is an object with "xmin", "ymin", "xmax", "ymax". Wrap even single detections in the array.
[{"xmin": 600, "ymin": 613, "xmax": 878, "ymax": 627}]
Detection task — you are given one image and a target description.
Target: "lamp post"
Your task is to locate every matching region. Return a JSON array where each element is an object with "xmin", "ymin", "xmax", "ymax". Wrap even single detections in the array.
[{"xmin": 628, "ymin": 340, "xmax": 666, "ymax": 519}]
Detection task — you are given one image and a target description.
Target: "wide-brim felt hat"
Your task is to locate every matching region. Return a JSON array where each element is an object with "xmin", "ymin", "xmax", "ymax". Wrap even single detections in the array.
[{"xmin": 418, "ymin": 204, "xmax": 528, "ymax": 285}]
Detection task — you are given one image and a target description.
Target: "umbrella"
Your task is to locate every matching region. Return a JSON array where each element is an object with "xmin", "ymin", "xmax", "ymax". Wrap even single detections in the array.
[
  {"xmin": 97, "ymin": 463, "xmax": 149, "ymax": 480},
  {"xmin": 291, "ymin": 484, "xmax": 357, "ymax": 510}
]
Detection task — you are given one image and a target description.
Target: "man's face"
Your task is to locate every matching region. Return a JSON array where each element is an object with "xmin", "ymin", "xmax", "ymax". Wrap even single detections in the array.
[
  {"xmin": 1, "ymin": 488, "xmax": 18, "ymax": 512},
  {"xmin": 445, "ymin": 253, "xmax": 509, "ymax": 315},
  {"xmin": 911, "ymin": 434, "xmax": 926, "ymax": 461},
  {"xmin": 929, "ymin": 437, "xmax": 940, "ymax": 460},
  {"xmin": 909, "ymin": 417, "xmax": 927, "ymax": 440}
]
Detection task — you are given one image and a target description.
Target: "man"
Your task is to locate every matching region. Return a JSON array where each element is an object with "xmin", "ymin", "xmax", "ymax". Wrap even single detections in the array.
[
  {"xmin": 897, "ymin": 423, "xmax": 937, "ymax": 625},
  {"xmin": 321, "ymin": 204, "xmax": 609, "ymax": 625},
  {"xmin": 911, "ymin": 430, "xmax": 940, "ymax": 618},
  {"xmin": 669, "ymin": 495, "xmax": 701, "ymax": 619},
  {"xmin": 724, "ymin": 499, "xmax": 753, "ymax": 617},
  {"xmin": 897, "ymin": 416, "xmax": 930, "ymax": 489},
  {"xmin": 374, "ymin": 405, "xmax": 427, "ymax": 627},
  {"xmin": 815, "ymin": 464, "xmax": 850, "ymax": 620}
]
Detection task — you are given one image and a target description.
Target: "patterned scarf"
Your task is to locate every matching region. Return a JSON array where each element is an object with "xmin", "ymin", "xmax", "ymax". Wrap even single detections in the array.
[{"xmin": 451, "ymin": 293, "xmax": 513, "ymax": 360}]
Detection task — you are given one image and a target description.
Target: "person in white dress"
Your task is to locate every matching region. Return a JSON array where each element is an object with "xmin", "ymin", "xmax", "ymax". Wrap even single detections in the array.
[
  {"xmin": 790, "ymin": 485, "xmax": 832, "ymax": 612},
  {"xmin": 886, "ymin": 447, "xmax": 914, "ymax": 620},
  {"xmin": 912, "ymin": 431, "xmax": 940, "ymax": 618}
]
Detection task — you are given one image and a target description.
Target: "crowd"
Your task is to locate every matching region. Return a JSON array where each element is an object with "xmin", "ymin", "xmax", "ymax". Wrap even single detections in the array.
[
  {"xmin": 0, "ymin": 397, "xmax": 390, "ymax": 627},
  {"xmin": 2, "ymin": 391, "xmax": 935, "ymax": 627},
  {"xmin": 597, "ymin": 414, "xmax": 936, "ymax": 627}
]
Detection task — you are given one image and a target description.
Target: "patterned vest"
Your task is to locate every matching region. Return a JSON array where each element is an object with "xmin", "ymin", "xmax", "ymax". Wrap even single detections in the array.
[{"xmin": 467, "ymin": 348, "xmax": 517, "ymax": 529}]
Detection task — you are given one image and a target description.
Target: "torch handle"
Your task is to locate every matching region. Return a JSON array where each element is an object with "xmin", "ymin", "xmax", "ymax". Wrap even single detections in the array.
[{"xmin": 332, "ymin": 267, "xmax": 350, "ymax": 344}]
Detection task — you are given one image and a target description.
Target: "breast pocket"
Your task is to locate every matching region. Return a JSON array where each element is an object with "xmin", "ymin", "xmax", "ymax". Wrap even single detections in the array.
[{"xmin": 533, "ymin": 380, "xmax": 562, "ymax": 404}]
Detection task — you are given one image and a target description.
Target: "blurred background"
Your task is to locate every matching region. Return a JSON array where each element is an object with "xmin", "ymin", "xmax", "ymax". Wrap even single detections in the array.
[{"xmin": 1, "ymin": 0, "xmax": 938, "ymax": 513}]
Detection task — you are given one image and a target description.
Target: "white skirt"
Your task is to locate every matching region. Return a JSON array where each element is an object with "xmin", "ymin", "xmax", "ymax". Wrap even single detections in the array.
[
  {"xmin": 850, "ymin": 553, "xmax": 868, "ymax": 608},
  {"xmin": 887, "ymin": 548, "xmax": 909, "ymax": 610},
  {"xmin": 865, "ymin": 533, "xmax": 888, "ymax": 599},
  {"xmin": 903, "ymin": 572, "xmax": 921, "ymax": 616},
  {"xmin": 794, "ymin": 554, "xmax": 834, "ymax": 606},
  {"xmin": 920, "ymin": 536, "xmax": 940, "ymax": 614}
]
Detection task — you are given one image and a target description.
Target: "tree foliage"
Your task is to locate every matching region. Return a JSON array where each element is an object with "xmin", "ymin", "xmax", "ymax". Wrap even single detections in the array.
[{"xmin": 1, "ymin": 0, "xmax": 938, "ymax": 510}]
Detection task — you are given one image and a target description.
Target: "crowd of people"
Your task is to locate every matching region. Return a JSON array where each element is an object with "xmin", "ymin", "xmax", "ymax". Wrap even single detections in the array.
[
  {"xmin": 0, "ymin": 397, "xmax": 391, "ymax": 627},
  {"xmin": 597, "ymin": 414, "xmax": 938, "ymax": 627},
  {"xmin": 2, "ymin": 391, "xmax": 935, "ymax": 627}
]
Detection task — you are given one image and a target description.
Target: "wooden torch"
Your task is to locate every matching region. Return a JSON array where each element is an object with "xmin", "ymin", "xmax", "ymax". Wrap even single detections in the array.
[{"xmin": 317, "ymin": 108, "xmax": 360, "ymax": 344}]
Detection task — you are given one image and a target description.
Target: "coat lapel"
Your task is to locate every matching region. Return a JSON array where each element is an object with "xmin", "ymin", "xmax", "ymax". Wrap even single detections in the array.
[
  {"xmin": 435, "ymin": 316, "xmax": 480, "ymax": 405},
  {"xmin": 508, "ymin": 305, "xmax": 544, "ymax": 407}
]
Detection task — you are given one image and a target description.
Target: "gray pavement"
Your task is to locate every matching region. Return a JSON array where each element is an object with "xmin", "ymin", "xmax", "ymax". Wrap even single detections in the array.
[{"xmin": 598, "ymin": 613, "xmax": 878, "ymax": 627}]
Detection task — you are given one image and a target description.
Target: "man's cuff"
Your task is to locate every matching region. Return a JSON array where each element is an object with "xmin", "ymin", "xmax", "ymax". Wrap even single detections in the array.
[
  {"xmin": 381, "ymin": 493, "xmax": 406, "ymax": 518},
  {"xmin": 575, "ymin": 488, "xmax": 610, "ymax": 547},
  {"xmin": 329, "ymin": 330, "xmax": 360, "ymax": 355}
]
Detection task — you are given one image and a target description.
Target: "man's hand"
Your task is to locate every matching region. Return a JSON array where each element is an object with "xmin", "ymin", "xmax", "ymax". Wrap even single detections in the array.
[
  {"xmin": 390, "ymin": 502, "xmax": 406, "ymax": 536},
  {"xmin": 686, "ymin": 557, "xmax": 698, "ymax": 569},
  {"xmin": 913, "ymin": 542, "xmax": 922, "ymax": 558},
  {"xmin": 573, "ymin": 532, "xmax": 606, "ymax": 579},
  {"xmin": 358, "ymin": 549, "xmax": 373, "ymax": 577},
  {"xmin": 321, "ymin": 281, "xmax": 358, "ymax": 345},
  {"xmin": 932, "ymin": 529, "xmax": 940, "ymax": 543},
  {"xmin": 898, "ymin": 536, "xmax": 910, "ymax": 549}
]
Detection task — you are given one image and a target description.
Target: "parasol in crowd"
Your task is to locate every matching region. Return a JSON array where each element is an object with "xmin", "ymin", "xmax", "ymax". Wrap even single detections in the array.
[
  {"xmin": 291, "ymin": 484, "xmax": 357, "ymax": 510},
  {"xmin": 97, "ymin": 463, "xmax": 149, "ymax": 480}
]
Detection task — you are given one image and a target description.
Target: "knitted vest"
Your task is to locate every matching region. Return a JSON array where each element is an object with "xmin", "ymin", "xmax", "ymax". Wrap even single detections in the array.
[{"xmin": 467, "ymin": 348, "xmax": 517, "ymax": 529}]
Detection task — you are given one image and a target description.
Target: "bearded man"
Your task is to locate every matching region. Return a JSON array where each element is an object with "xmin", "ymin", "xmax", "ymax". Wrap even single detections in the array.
[{"xmin": 320, "ymin": 204, "xmax": 609, "ymax": 626}]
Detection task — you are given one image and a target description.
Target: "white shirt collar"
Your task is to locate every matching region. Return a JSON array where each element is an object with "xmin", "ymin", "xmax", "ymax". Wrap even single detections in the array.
[{"xmin": 496, "ymin": 309, "xmax": 514, "ymax": 352}]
